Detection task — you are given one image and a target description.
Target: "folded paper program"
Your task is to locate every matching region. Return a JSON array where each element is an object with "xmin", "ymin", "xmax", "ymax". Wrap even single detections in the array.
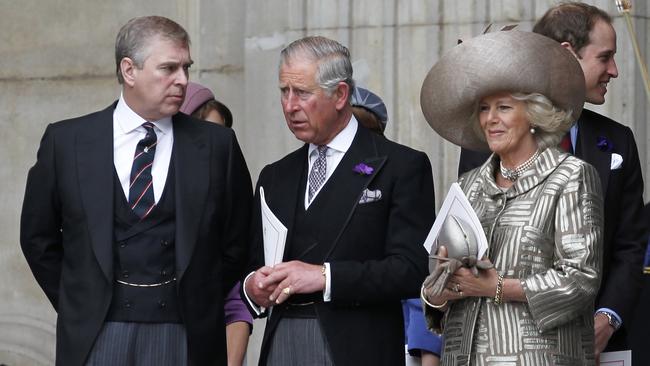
[
  {"xmin": 260, "ymin": 187, "xmax": 287, "ymax": 266},
  {"xmin": 421, "ymin": 183, "xmax": 487, "ymax": 257}
]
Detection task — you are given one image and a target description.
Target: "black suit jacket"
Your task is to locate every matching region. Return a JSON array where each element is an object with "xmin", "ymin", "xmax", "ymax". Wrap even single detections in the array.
[
  {"xmin": 20, "ymin": 103, "xmax": 252, "ymax": 365},
  {"xmin": 458, "ymin": 108, "xmax": 646, "ymax": 350},
  {"xmin": 248, "ymin": 125, "xmax": 435, "ymax": 366}
]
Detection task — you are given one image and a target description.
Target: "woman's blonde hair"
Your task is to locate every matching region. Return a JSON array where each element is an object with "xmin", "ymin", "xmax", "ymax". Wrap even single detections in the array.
[{"xmin": 512, "ymin": 92, "xmax": 574, "ymax": 150}]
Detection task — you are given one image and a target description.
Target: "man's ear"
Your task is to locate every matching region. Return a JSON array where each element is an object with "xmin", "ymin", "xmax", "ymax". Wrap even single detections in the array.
[
  {"xmin": 560, "ymin": 41, "xmax": 579, "ymax": 58},
  {"xmin": 120, "ymin": 57, "xmax": 137, "ymax": 87},
  {"xmin": 334, "ymin": 82, "xmax": 350, "ymax": 111}
]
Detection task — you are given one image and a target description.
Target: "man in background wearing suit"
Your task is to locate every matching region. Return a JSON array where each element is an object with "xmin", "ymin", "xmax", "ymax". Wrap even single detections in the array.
[
  {"xmin": 20, "ymin": 16, "xmax": 252, "ymax": 365},
  {"xmin": 242, "ymin": 36, "xmax": 435, "ymax": 366},
  {"xmin": 458, "ymin": 2, "xmax": 645, "ymax": 359}
]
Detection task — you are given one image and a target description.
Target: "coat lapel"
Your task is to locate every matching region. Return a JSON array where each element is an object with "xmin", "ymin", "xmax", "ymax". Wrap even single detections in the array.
[
  {"xmin": 77, "ymin": 104, "xmax": 116, "ymax": 282},
  {"xmin": 576, "ymin": 112, "xmax": 610, "ymax": 195},
  {"xmin": 173, "ymin": 115, "xmax": 210, "ymax": 282},
  {"xmin": 309, "ymin": 127, "xmax": 387, "ymax": 259},
  {"xmin": 266, "ymin": 147, "xmax": 307, "ymax": 256}
]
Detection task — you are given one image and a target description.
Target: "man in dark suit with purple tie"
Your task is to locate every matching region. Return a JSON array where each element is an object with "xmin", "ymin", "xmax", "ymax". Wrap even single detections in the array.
[{"xmin": 20, "ymin": 16, "xmax": 252, "ymax": 366}]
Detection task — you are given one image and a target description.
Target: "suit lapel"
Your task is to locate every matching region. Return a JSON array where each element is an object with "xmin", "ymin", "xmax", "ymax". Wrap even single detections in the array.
[
  {"xmin": 274, "ymin": 144, "xmax": 309, "ymax": 246},
  {"xmin": 309, "ymin": 127, "xmax": 387, "ymax": 259},
  {"xmin": 576, "ymin": 112, "xmax": 610, "ymax": 194},
  {"xmin": 173, "ymin": 115, "xmax": 210, "ymax": 282},
  {"xmin": 262, "ymin": 146, "xmax": 307, "ymax": 262},
  {"xmin": 77, "ymin": 104, "xmax": 116, "ymax": 282}
]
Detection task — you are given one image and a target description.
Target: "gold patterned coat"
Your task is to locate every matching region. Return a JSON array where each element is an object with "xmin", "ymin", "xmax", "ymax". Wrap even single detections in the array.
[{"xmin": 435, "ymin": 147, "xmax": 603, "ymax": 366}]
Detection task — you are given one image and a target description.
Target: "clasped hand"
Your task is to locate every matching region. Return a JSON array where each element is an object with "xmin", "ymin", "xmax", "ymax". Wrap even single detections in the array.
[
  {"xmin": 245, "ymin": 260, "xmax": 325, "ymax": 307},
  {"xmin": 422, "ymin": 246, "xmax": 498, "ymax": 306}
]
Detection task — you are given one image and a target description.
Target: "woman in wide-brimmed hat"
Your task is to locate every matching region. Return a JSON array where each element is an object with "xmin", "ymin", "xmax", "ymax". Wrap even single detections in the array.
[{"xmin": 420, "ymin": 30, "xmax": 603, "ymax": 365}]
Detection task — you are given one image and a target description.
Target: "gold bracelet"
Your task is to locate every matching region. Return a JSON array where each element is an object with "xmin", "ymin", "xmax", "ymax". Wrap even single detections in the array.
[
  {"xmin": 420, "ymin": 285, "xmax": 448, "ymax": 309},
  {"xmin": 493, "ymin": 274, "xmax": 504, "ymax": 305}
]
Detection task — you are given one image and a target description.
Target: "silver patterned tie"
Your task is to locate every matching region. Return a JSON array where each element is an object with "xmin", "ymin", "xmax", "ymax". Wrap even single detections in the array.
[{"xmin": 308, "ymin": 145, "xmax": 328, "ymax": 203}]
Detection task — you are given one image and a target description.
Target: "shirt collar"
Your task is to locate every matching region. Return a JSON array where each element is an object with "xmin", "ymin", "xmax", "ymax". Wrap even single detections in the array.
[
  {"xmin": 114, "ymin": 93, "xmax": 173, "ymax": 136},
  {"xmin": 308, "ymin": 115, "xmax": 358, "ymax": 156}
]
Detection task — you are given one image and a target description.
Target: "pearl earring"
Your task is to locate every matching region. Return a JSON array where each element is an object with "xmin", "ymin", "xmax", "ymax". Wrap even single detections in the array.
[{"xmin": 530, "ymin": 126, "xmax": 536, "ymax": 134}]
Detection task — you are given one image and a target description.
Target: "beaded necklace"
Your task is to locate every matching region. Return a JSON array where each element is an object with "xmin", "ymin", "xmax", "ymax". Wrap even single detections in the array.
[{"xmin": 499, "ymin": 149, "xmax": 540, "ymax": 181}]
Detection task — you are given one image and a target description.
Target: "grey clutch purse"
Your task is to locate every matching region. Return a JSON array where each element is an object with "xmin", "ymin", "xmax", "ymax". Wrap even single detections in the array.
[
  {"xmin": 423, "ymin": 214, "xmax": 492, "ymax": 298},
  {"xmin": 428, "ymin": 215, "xmax": 479, "ymax": 273}
]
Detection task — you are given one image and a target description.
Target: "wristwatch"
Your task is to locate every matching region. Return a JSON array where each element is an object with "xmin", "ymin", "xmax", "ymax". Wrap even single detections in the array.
[{"xmin": 596, "ymin": 310, "xmax": 621, "ymax": 331}]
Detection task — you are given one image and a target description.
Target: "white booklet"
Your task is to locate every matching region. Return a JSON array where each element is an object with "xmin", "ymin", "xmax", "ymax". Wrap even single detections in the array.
[
  {"xmin": 259, "ymin": 187, "xmax": 287, "ymax": 266},
  {"xmin": 600, "ymin": 350, "xmax": 632, "ymax": 365},
  {"xmin": 422, "ymin": 182, "xmax": 488, "ymax": 259}
]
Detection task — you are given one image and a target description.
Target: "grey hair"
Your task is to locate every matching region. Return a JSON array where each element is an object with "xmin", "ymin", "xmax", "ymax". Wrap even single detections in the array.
[
  {"xmin": 279, "ymin": 36, "xmax": 355, "ymax": 101},
  {"xmin": 115, "ymin": 16, "xmax": 190, "ymax": 84},
  {"xmin": 511, "ymin": 92, "xmax": 574, "ymax": 150},
  {"xmin": 471, "ymin": 92, "xmax": 574, "ymax": 150}
]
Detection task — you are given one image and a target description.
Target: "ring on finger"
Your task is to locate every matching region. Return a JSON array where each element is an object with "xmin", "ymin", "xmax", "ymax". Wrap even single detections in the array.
[
  {"xmin": 453, "ymin": 283, "xmax": 461, "ymax": 293},
  {"xmin": 282, "ymin": 286, "xmax": 292, "ymax": 295}
]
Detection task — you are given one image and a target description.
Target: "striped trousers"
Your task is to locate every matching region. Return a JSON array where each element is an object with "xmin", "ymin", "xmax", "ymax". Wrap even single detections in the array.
[
  {"xmin": 85, "ymin": 322, "xmax": 188, "ymax": 366},
  {"xmin": 266, "ymin": 317, "xmax": 334, "ymax": 366}
]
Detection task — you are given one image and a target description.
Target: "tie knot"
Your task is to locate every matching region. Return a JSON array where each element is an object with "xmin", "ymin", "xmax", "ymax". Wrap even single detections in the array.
[
  {"xmin": 141, "ymin": 122, "xmax": 157, "ymax": 145},
  {"xmin": 317, "ymin": 145, "xmax": 328, "ymax": 156}
]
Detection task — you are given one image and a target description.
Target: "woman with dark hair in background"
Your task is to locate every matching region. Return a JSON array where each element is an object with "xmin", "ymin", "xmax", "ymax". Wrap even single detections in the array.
[
  {"xmin": 180, "ymin": 82, "xmax": 251, "ymax": 366},
  {"xmin": 181, "ymin": 82, "xmax": 233, "ymax": 127}
]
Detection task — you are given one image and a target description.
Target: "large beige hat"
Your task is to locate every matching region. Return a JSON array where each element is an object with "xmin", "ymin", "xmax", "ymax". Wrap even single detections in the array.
[{"xmin": 420, "ymin": 30, "xmax": 585, "ymax": 151}]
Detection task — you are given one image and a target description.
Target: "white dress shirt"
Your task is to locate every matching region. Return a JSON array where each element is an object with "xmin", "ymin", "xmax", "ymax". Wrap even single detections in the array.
[
  {"xmin": 244, "ymin": 115, "xmax": 358, "ymax": 314},
  {"xmin": 113, "ymin": 94, "xmax": 174, "ymax": 203},
  {"xmin": 305, "ymin": 116, "xmax": 357, "ymax": 301},
  {"xmin": 304, "ymin": 116, "xmax": 358, "ymax": 208}
]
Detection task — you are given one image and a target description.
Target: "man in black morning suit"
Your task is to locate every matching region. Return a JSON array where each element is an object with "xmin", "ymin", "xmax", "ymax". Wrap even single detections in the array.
[
  {"xmin": 458, "ymin": 3, "xmax": 645, "ymax": 358},
  {"xmin": 242, "ymin": 36, "xmax": 435, "ymax": 366},
  {"xmin": 20, "ymin": 16, "xmax": 252, "ymax": 365}
]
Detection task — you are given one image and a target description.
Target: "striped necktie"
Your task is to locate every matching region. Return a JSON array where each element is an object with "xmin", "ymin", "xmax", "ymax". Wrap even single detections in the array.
[{"xmin": 129, "ymin": 122, "xmax": 157, "ymax": 218}]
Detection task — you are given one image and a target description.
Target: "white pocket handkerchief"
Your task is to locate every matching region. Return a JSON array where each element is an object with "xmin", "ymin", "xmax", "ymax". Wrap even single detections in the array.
[
  {"xmin": 359, "ymin": 188, "xmax": 382, "ymax": 204},
  {"xmin": 610, "ymin": 153, "xmax": 623, "ymax": 170}
]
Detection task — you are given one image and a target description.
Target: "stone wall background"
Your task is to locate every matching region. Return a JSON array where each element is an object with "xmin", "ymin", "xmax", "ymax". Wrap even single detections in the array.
[{"xmin": 0, "ymin": 0, "xmax": 647, "ymax": 364}]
